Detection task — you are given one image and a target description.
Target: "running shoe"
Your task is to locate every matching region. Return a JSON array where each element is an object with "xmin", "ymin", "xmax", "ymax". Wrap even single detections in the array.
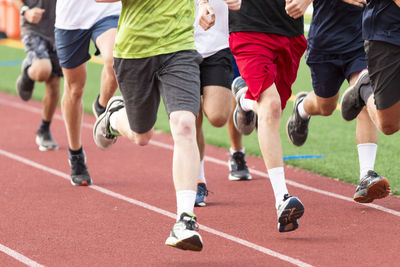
[
  {"xmin": 165, "ymin": 212, "xmax": 203, "ymax": 251},
  {"xmin": 35, "ymin": 128, "xmax": 58, "ymax": 151},
  {"xmin": 69, "ymin": 152, "xmax": 92, "ymax": 186},
  {"xmin": 354, "ymin": 170, "xmax": 390, "ymax": 203},
  {"xmin": 231, "ymin": 77, "xmax": 256, "ymax": 135},
  {"xmin": 340, "ymin": 69, "xmax": 369, "ymax": 121},
  {"xmin": 195, "ymin": 183, "xmax": 209, "ymax": 207},
  {"xmin": 16, "ymin": 59, "xmax": 34, "ymax": 101},
  {"xmin": 228, "ymin": 151, "xmax": 252, "ymax": 181},
  {"xmin": 286, "ymin": 92, "xmax": 310, "ymax": 147},
  {"xmin": 93, "ymin": 96, "xmax": 124, "ymax": 150},
  {"xmin": 277, "ymin": 194, "xmax": 304, "ymax": 233}
]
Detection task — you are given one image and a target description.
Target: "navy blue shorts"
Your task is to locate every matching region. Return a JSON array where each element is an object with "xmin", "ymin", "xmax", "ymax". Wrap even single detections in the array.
[
  {"xmin": 55, "ymin": 15, "xmax": 119, "ymax": 69},
  {"xmin": 306, "ymin": 47, "xmax": 367, "ymax": 98}
]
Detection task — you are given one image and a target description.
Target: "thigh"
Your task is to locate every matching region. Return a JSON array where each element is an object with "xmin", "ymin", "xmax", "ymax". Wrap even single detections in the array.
[
  {"xmin": 202, "ymin": 85, "xmax": 232, "ymax": 121},
  {"xmin": 55, "ymin": 28, "xmax": 91, "ymax": 69},
  {"xmin": 22, "ymin": 33, "xmax": 50, "ymax": 66},
  {"xmin": 158, "ymin": 50, "xmax": 202, "ymax": 117},
  {"xmin": 306, "ymin": 52, "xmax": 345, "ymax": 98},
  {"xmin": 199, "ymin": 48, "xmax": 234, "ymax": 92},
  {"xmin": 91, "ymin": 15, "xmax": 119, "ymax": 57},
  {"xmin": 113, "ymin": 57, "xmax": 160, "ymax": 134},
  {"xmin": 365, "ymin": 40, "xmax": 400, "ymax": 110}
]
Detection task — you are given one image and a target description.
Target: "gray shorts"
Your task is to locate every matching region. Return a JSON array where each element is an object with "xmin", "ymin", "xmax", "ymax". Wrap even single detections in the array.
[
  {"xmin": 22, "ymin": 33, "xmax": 63, "ymax": 77},
  {"xmin": 113, "ymin": 50, "xmax": 202, "ymax": 133},
  {"xmin": 365, "ymin": 40, "xmax": 400, "ymax": 110}
]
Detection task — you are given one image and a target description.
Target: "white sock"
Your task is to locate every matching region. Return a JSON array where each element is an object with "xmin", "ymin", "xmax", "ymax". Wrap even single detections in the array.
[
  {"xmin": 176, "ymin": 190, "xmax": 196, "ymax": 221},
  {"xmin": 357, "ymin": 143, "xmax": 377, "ymax": 179},
  {"xmin": 297, "ymin": 99, "xmax": 310, "ymax": 119},
  {"xmin": 268, "ymin": 167, "xmax": 289, "ymax": 209},
  {"xmin": 198, "ymin": 160, "xmax": 206, "ymax": 183},
  {"xmin": 109, "ymin": 112, "xmax": 118, "ymax": 131},
  {"xmin": 239, "ymin": 95, "xmax": 255, "ymax": 112},
  {"xmin": 229, "ymin": 147, "xmax": 245, "ymax": 155}
]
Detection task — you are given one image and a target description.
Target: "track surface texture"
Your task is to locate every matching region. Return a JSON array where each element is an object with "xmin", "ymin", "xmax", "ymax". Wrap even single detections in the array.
[{"xmin": 0, "ymin": 92, "xmax": 399, "ymax": 266}]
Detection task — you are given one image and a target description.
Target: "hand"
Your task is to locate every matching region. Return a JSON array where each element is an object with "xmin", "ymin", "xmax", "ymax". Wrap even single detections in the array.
[
  {"xmin": 24, "ymin": 7, "xmax": 45, "ymax": 24},
  {"xmin": 394, "ymin": 0, "xmax": 400, "ymax": 8},
  {"xmin": 223, "ymin": 0, "xmax": 242, "ymax": 10},
  {"xmin": 197, "ymin": 1, "xmax": 215, "ymax": 31},
  {"xmin": 285, "ymin": 0, "xmax": 312, "ymax": 19},
  {"xmin": 342, "ymin": 0, "xmax": 367, "ymax": 8}
]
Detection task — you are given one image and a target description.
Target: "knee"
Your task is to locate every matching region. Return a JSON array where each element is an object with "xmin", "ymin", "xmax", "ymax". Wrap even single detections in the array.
[
  {"xmin": 316, "ymin": 101, "xmax": 336, "ymax": 116},
  {"xmin": 170, "ymin": 113, "xmax": 196, "ymax": 142},
  {"xmin": 207, "ymin": 113, "xmax": 229, "ymax": 128},
  {"xmin": 258, "ymin": 98, "xmax": 281, "ymax": 124},
  {"xmin": 379, "ymin": 122, "xmax": 399, "ymax": 135},
  {"xmin": 29, "ymin": 67, "xmax": 51, "ymax": 82},
  {"xmin": 129, "ymin": 130, "xmax": 152, "ymax": 146}
]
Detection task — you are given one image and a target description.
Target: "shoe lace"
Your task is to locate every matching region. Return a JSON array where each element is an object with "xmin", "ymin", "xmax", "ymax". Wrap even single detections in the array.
[
  {"xmin": 197, "ymin": 184, "xmax": 209, "ymax": 197},
  {"xmin": 232, "ymin": 152, "xmax": 247, "ymax": 171},
  {"xmin": 70, "ymin": 154, "xmax": 87, "ymax": 175},
  {"xmin": 182, "ymin": 216, "xmax": 199, "ymax": 231}
]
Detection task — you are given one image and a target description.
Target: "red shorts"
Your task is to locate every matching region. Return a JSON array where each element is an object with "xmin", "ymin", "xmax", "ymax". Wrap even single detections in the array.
[{"xmin": 229, "ymin": 32, "xmax": 307, "ymax": 110}]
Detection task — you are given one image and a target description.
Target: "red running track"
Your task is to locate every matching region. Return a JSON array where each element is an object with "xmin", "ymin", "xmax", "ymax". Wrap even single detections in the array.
[{"xmin": 0, "ymin": 91, "xmax": 399, "ymax": 266}]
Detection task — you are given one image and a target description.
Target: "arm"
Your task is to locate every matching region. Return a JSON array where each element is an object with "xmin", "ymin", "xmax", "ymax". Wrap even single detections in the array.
[
  {"xmin": 12, "ymin": 0, "xmax": 45, "ymax": 24},
  {"xmin": 197, "ymin": 0, "xmax": 215, "ymax": 31},
  {"xmin": 285, "ymin": 0, "xmax": 313, "ymax": 19},
  {"xmin": 342, "ymin": 0, "xmax": 367, "ymax": 8}
]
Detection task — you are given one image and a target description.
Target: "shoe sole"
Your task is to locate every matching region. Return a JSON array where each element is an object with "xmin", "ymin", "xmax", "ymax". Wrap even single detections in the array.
[
  {"xmin": 286, "ymin": 92, "xmax": 308, "ymax": 147},
  {"xmin": 165, "ymin": 235, "xmax": 203, "ymax": 251},
  {"xmin": 278, "ymin": 197, "xmax": 304, "ymax": 233},
  {"xmin": 36, "ymin": 136, "xmax": 58, "ymax": 151},
  {"xmin": 92, "ymin": 101, "xmax": 99, "ymax": 119},
  {"xmin": 340, "ymin": 70, "xmax": 369, "ymax": 121},
  {"xmin": 228, "ymin": 174, "xmax": 252, "ymax": 181},
  {"xmin": 354, "ymin": 177, "xmax": 391, "ymax": 203},
  {"xmin": 195, "ymin": 202, "xmax": 206, "ymax": 207}
]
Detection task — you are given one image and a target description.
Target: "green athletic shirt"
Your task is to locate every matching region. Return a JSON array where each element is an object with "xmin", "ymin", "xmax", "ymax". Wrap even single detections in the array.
[{"xmin": 114, "ymin": 0, "xmax": 196, "ymax": 59}]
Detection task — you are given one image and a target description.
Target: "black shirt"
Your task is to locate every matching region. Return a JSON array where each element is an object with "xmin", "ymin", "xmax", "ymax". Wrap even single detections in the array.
[{"xmin": 229, "ymin": 0, "xmax": 303, "ymax": 37}]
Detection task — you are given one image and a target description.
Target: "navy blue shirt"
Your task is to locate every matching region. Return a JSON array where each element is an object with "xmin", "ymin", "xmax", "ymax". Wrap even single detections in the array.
[
  {"xmin": 363, "ymin": 0, "xmax": 400, "ymax": 46},
  {"xmin": 229, "ymin": 0, "xmax": 303, "ymax": 37},
  {"xmin": 308, "ymin": 0, "xmax": 363, "ymax": 54}
]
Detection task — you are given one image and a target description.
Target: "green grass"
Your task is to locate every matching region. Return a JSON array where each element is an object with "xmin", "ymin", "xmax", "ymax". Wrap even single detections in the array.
[{"xmin": 1, "ymin": 42, "xmax": 399, "ymax": 196}]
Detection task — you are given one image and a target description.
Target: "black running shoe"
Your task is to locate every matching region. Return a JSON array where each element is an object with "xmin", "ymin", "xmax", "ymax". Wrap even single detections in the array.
[
  {"xmin": 165, "ymin": 212, "xmax": 203, "ymax": 251},
  {"xmin": 228, "ymin": 151, "xmax": 252, "ymax": 181},
  {"xmin": 16, "ymin": 59, "xmax": 34, "ymax": 101},
  {"xmin": 69, "ymin": 153, "xmax": 92, "ymax": 186},
  {"xmin": 354, "ymin": 170, "xmax": 390, "ymax": 203},
  {"xmin": 340, "ymin": 69, "xmax": 369, "ymax": 121},
  {"xmin": 231, "ymin": 77, "xmax": 256, "ymax": 135},
  {"xmin": 35, "ymin": 129, "xmax": 58, "ymax": 151},
  {"xmin": 286, "ymin": 92, "xmax": 310, "ymax": 147},
  {"xmin": 195, "ymin": 183, "xmax": 209, "ymax": 207},
  {"xmin": 277, "ymin": 194, "xmax": 304, "ymax": 233}
]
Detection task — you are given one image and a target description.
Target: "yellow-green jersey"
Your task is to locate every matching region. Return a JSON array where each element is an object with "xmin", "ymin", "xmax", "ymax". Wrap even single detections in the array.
[{"xmin": 114, "ymin": 0, "xmax": 196, "ymax": 59}]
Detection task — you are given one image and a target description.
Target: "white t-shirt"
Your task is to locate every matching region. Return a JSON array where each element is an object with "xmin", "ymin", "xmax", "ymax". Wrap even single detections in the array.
[
  {"xmin": 55, "ymin": 0, "xmax": 121, "ymax": 30},
  {"xmin": 194, "ymin": 0, "xmax": 229, "ymax": 58}
]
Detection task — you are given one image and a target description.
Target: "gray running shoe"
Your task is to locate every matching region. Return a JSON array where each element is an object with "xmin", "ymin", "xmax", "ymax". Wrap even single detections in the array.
[
  {"xmin": 16, "ymin": 59, "xmax": 34, "ymax": 101},
  {"xmin": 228, "ymin": 151, "xmax": 252, "ymax": 181},
  {"xmin": 165, "ymin": 212, "xmax": 203, "ymax": 251},
  {"xmin": 340, "ymin": 69, "xmax": 369, "ymax": 121},
  {"xmin": 35, "ymin": 129, "xmax": 58, "ymax": 151},
  {"xmin": 277, "ymin": 194, "xmax": 304, "ymax": 233},
  {"xmin": 69, "ymin": 153, "xmax": 92, "ymax": 186},
  {"xmin": 286, "ymin": 92, "xmax": 310, "ymax": 146},
  {"xmin": 231, "ymin": 77, "xmax": 256, "ymax": 135},
  {"xmin": 354, "ymin": 170, "xmax": 390, "ymax": 203},
  {"xmin": 93, "ymin": 96, "xmax": 124, "ymax": 150},
  {"xmin": 92, "ymin": 94, "xmax": 106, "ymax": 119}
]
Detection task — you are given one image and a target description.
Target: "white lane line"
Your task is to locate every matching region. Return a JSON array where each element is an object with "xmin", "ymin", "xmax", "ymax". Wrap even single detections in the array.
[
  {"xmin": 0, "ymin": 97, "xmax": 399, "ymax": 217},
  {"xmin": 0, "ymin": 243, "xmax": 44, "ymax": 267},
  {"xmin": 0, "ymin": 149, "xmax": 312, "ymax": 267}
]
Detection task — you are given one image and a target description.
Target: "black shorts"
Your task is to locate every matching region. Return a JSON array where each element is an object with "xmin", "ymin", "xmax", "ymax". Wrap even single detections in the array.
[
  {"xmin": 199, "ymin": 47, "xmax": 234, "ymax": 94},
  {"xmin": 306, "ymin": 48, "xmax": 366, "ymax": 98},
  {"xmin": 364, "ymin": 40, "xmax": 400, "ymax": 110},
  {"xmin": 113, "ymin": 50, "xmax": 202, "ymax": 133}
]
